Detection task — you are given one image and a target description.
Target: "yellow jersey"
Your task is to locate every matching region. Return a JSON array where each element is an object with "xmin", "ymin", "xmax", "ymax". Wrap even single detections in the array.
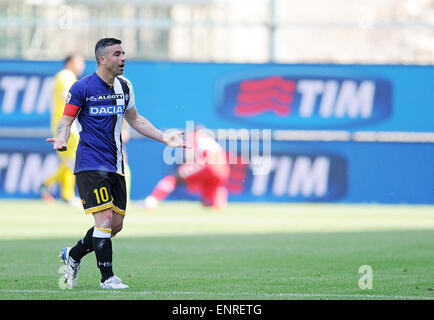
[{"xmin": 51, "ymin": 68, "xmax": 79, "ymax": 160}]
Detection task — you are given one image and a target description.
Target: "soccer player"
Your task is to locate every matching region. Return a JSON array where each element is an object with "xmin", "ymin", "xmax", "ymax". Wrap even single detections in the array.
[
  {"xmin": 143, "ymin": 127, "xmax": 230, "ymax": 210},
  {"xmin": 40, "ymin": 54, "xmax": 85, "ymax": 205},
  {"xmin": 47, "ymin": 38, "xmax": 186, "ymax": 289}
]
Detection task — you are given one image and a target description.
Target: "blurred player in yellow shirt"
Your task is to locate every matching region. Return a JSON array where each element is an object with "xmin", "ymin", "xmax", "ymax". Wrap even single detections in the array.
[{"xmin": 41, "ymin": 54, "xmax": 85, "ymax": 205}]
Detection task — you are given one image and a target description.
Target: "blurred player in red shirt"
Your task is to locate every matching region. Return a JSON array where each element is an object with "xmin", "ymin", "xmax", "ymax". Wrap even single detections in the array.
[{"xmin": 143, "ymin": 128, "xmax": 230, "ymax": 210}]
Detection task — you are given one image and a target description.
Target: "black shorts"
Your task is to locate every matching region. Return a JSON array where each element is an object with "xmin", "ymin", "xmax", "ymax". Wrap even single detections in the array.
[{"xmin": 76, "ymin": 170, "xmax": 127, "ymax": 215}]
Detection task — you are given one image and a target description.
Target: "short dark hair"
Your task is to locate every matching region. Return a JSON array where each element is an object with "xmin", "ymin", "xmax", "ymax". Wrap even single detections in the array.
[
  {"xmin": 95, "ymin": 38, "xmax": 122, "ymax": 65},
  {"xmin": 64, "ymin": 54, "xmax": 79, "ymax": 65}
]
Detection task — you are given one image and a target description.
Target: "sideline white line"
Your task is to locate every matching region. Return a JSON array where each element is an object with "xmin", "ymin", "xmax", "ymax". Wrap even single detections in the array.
[{"xmin": 0, "ymin": 289, "xmax": 433, "ymax": 300}]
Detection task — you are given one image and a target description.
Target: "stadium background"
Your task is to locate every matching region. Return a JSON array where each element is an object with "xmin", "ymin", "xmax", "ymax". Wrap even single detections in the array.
[
  {"xmin": 1, "ymin": 0, "xmax": 434, "ymax": 302},
  {"xmin": 0, "ymin": 0, "xmax": 432, "ymax": 204}
]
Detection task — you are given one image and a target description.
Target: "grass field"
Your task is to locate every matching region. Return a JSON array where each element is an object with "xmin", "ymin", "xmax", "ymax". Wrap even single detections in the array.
[{"xmin": 0, "ymin": 199, "xmax": 434, "ymax": 300}]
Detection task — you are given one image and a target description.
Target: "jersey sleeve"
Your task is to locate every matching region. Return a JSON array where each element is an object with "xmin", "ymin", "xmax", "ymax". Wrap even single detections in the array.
[
  {"xmin": 125, "ymin": 79, "xmax": 136, "ymax": 111},
  {"xmin": 64, "ymin": 81, "xmax": 84, "ymax": 117}
]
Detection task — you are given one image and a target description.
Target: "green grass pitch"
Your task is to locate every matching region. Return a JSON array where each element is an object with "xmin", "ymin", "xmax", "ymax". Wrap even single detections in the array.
[{"xmin": 0, "ymin": 200, "xmax": 434, "ymax": 300}]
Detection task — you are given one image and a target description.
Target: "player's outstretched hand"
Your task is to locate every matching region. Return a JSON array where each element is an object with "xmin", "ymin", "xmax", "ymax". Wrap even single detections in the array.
[
  {"xmin": 46, "ymin": 137, "xmax": 67, "ymax": 151},
  {"xmin": 163, "ymin": 131, "xmax": 190, "ymax": 148}
]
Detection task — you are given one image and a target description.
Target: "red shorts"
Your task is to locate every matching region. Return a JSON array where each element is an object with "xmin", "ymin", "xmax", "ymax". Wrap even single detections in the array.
[{"xmin": 177, "ymin": 163, "xmax": 229, "ymax": 208}]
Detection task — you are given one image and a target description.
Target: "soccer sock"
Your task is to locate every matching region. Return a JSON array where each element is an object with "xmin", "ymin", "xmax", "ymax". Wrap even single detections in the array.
[
  {"xmin": 69, "ymin": 227, "xmax": 95, "ymax": 262},
  {"xmin": 150, "ymin": 175, "xmax": 177, "ymax": 201},
  {"xmin": 92, "ymin": 227, "xmax": 114, "ymax": 283}
]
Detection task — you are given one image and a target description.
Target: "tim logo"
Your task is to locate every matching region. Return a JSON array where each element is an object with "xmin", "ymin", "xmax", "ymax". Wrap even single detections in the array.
[
  {"xmin": 89, "ymin": 105, "xmax": 125, "ymax": 116},
  {"xmin": 247, "ymin": 152, "xmax": 347, "ymax": 201},
  {"xmin": 216, "ymin": 73, "xmax": 393, "ymax": 128}
]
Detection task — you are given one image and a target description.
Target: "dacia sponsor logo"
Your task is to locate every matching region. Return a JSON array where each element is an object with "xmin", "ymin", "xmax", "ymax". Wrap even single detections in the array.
[
  {"xmin": 97, "ymin": 94, "xmax": 124, "ymax": 100},
  {"xmin": 215, "ymin": 72, "xmax": 393, "ymax": 128},
  {"xmin": 89, "ymin": 105, "xmax": 125, "ymax": 116}
]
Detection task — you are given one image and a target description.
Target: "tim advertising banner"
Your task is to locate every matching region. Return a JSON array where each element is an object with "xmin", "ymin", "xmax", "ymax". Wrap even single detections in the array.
[
  {"xmin": 0, "ymin": 60, "xmax": 63, "ymax": 128},
  {"xmin": 125, "ymin": 139, "xmax": 433, "ymax": 204},
  {"xmin": 0, "ymin": 138, "xmax": 59, "ymax": 198},
  {"xmin": 123, "ymin": 62, "xmax": 433, "ymax": 132},
  {"xmin": 0, "ymin": 60, "xmax": 432, "ymax": 204},
  {"xmin": 0, "ymin": 137, "xmax": 432, "ymax": 204},
  {"xmin": 0, "ymin": 60, "xmax": 433, "ymax": 132}
]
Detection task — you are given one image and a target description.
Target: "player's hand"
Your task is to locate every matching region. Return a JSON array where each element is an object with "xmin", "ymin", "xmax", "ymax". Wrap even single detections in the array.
[
  {"xmin": 46, "ymin": 137, "xmax": 67, "ymax": 151},
  {"xmin": 163, "ymin": 131, "xmax": 190, "ymax": 148}
]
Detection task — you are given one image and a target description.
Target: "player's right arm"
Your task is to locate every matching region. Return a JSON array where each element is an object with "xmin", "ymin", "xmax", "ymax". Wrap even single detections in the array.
[
  {"xmin": 46, "ymin": 114, "xmax": 75, "ymax": 151},
  {"xmin": 46, "ymin": 80, "xmax": 83, "ymax": 152}
]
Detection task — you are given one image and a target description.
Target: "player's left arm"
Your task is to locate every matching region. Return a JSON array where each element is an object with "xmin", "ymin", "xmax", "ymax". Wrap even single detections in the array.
[{"xmin": 124, "ymin": 106, "xmax": 186, "ymax": 148}]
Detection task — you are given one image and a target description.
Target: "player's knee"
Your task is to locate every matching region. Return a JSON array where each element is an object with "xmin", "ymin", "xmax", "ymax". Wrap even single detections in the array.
[
  {"xmin": 111, "ymin": 223, "xmax": 123, "ymax": 237},
  {"xmin": 93, "ymin": 209, "xmax": 113, "ymax": 229}
]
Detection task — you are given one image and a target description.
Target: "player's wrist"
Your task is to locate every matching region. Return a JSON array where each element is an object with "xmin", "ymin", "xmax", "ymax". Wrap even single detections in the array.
[
  {"xmin": 162, "ymin": 132, "xmax": 170, "ymax": 145},
  {"xmin": 56, "ymin": 137, "xmax": 67, "ymax": 145}
]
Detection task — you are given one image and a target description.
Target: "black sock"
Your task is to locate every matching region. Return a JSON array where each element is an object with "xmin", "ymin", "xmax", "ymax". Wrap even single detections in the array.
[
  {"xmin": 69, "ymin": 227, "xmax": 95, "ymax": 262},
  {"xmin": 92, "ymin": 237, "xmax": 114, "ymax": 282}
]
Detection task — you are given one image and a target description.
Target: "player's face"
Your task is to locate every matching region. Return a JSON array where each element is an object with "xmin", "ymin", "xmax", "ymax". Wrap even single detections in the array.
[
  {"xmin": 102, "ymin": 44, "xmax": 126, "ymax": 76},
  {"xmin": 71, "ymin": 55, "xmax": 85, "ymax": 77}
]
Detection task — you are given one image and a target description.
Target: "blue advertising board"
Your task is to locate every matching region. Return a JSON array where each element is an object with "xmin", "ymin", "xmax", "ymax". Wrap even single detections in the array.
[
  {"xmin": 0, "ymin": 60, "xmax": 432, "ymax": 204},
  {"xmin": 123, "ymin": 62, "xmax": 433, "ymax": 132},
  {"xmin": 0, "ymin": 60, "xmax": 64, "ymax": 128},
  {"xmin": 0, "ymin": 137, "xmax": 60, "ymax": 198},
  {"xmin": 125, "ymin": 139, "xmax": 433, "ymax": 204},
  {"xmin": 0, "ymin": 137, "xmax": 432, "ymax": 204},
  {"xmin": 0, "ymin": 60, "xmax": 433, "ymax": 132}
]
